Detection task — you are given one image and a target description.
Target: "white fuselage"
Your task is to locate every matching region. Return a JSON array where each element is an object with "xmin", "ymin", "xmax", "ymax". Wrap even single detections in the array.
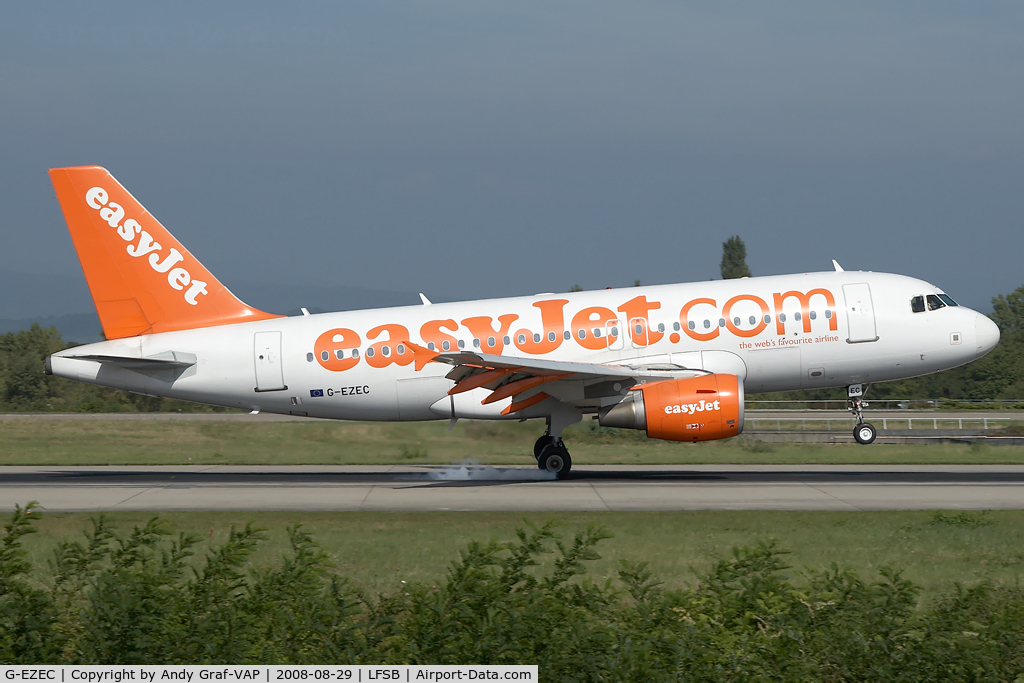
[{"xmin": 50, "ymin": 271, "xmax": 998, "ymax": 421}]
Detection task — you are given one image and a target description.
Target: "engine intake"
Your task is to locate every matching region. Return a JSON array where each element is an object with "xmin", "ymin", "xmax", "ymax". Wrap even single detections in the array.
[{"xmin": 598, "ymin": 374, "xmax": 744, "ymax": 442}]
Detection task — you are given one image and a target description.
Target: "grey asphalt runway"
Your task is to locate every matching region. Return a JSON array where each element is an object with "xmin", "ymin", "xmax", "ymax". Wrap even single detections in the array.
[
  {"xmin": 1, "ymin": 411, "xmax": 1021, "ymax": 422},
  {"xmin": 2, "ymin": 465, "xmax": 1024, "ymax": 512}
]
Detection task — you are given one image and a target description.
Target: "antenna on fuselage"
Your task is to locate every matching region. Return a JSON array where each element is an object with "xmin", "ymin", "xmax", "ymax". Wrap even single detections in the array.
[
  {"xmin": 832, "ymin": 259, "xmax": 844, "ymax": 272},
  {"xmin": 419, "ymin": 293, "xmax": 432, "ymax": 305}
]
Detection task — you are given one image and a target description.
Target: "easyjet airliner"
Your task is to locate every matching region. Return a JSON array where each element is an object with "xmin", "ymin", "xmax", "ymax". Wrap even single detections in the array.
[{"xmin": 45, "ymin": 167, "xmax": 1000, "ymax": 477}]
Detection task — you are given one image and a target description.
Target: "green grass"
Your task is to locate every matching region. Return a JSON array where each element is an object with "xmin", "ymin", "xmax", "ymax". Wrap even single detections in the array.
[
  {"xmin": 17, "ymin": 509, "xmax": 1024, "ymax": 597},
  {"xmin": 1, "ymin": 417, "xmax": 1023, "ymax": 465}
]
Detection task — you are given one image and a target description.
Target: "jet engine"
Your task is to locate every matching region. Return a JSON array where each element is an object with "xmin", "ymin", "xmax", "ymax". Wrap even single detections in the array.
[{"xmin": 598, "ymin": 374, "xmax": 743, "ymax": 442}]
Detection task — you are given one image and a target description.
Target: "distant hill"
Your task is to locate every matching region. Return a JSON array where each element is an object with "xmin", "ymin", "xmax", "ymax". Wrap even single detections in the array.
[{"xmin": 0, "ymin": 268, "xmax": 437, "ymax": 342}]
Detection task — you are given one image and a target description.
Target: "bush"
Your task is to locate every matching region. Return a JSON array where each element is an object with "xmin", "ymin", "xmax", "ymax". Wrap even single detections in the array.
[{"xmin": 1, "ymin": 505, "xmax": 1024, "ymax": 677}]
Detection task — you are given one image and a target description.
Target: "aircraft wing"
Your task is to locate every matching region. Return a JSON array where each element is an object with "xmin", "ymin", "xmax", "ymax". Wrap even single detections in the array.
[{"xmin": 407, "ymin": 344, "xmax": 703, "ymax": 414}]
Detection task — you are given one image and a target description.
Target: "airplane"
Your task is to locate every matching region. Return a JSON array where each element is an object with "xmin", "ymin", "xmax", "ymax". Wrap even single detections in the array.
[{"xmin": 45, "ymin": 166, "xmax": 1001, "ymax": 478}]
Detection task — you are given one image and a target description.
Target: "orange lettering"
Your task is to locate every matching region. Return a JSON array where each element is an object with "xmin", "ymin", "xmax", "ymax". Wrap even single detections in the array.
[
  {"xmin": 419, "ymin": 319, "xmax": 460, "ymax": 353},
  {"xmin": 773, "ymin": 289, "xmax": 838, "ymax": 335},
  {"xmin": 680, "ymin": 298, "xmax": 719, "ymax": 341},
  {"xmin": 570, "ymin": 306, "xmax": 616, "ymax": 351},
  {"xmin": 461, "ymin": 314, "xmax": 519, "ymax": 354},
  {"xmin": 617, "ymin": 295, "xmax": 664, "ymax": 345},
  {"xmin": 723, "ymin": 294, "xmax": 769, "ymax": 338},
  {"xmin": 365, "ymin": 323, "xmax": 413, "ymax": 368},
  {"xmin": 313, "ymin": 328, "xmax": 361, "ymax": 372},
  {"xmin": 514, "ymin": 299, "xmax": 568, "ymax": 355}
]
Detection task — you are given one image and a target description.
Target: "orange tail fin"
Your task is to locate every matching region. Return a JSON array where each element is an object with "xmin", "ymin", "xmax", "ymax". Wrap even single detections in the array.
[{"xmin": 49, "ymin": 166, "xmax": 282, "ymax": 339}]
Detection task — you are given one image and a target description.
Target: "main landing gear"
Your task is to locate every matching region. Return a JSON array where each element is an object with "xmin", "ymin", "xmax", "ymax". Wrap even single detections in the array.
[
  {"xmin": 848, "ymin": 383, "xmax": 877, "ymax": 445},
  {"xmin": 534, "ymin": 434, "xmax": 572, "ymax": 478}
]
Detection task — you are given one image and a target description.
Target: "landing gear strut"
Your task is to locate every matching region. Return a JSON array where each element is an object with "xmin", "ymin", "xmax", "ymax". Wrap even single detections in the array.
[{"xmin": 848, "ymin": 383, "xmax": 877, "ymax": 445}]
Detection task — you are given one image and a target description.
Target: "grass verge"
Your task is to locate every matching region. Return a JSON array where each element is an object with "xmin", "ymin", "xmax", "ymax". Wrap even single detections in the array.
[
  {"xmin": 2, "ymin": 417, "xmax": 1024, "ymax": 465},
  {"xmin": 19, "ymin": 509, "xmax": 1024, "ymax": 597}
]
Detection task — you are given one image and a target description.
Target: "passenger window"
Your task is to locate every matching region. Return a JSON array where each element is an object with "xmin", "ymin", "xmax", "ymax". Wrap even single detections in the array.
[
  {"xmin": 352, "ymin": 349, "xmax": 359, "ymax": 358},
  {"xmin": 306, "ymin": 353, "xmax": 314, "ymax": 362},
  {"xmin": 457, "ymin": 340, "xmax": 465, "ymax": 349},
  {"xmin": 503, "ymin": 336, "xmax": 511, "ymax": 345},
  {"xmin": 657, "ymin": 323, "xmax": 665, "ymax": 333},
  {"xmin": 517, "ymin": 334, "xmax": 526, "ymax": 345},
  {"xmin": 673, "ymin": 322, "xmax": 681, "ymax": 332},
  {"xmin": 764, "ymin": 314, "xmax": 771, "ymax": 324},
  {"xmin": 472, "ymin": 338, "xmax": 480, "ymax": 348},
  {"xmin": 794, "ymin": 312, "xmax": 801, "ymax": 321},
  {"xmin": 427, "ymin": 342, "xmax": 436, "ymax": 351},
  {"xmin": 718, "ymin": 318, "xmax": 726, "ymax": 327},
  {"xmin": 548, "ymin": 331, "xmax": 557, "ymax": 342},
  {"xmin": 809, "ymin": 311, "xmax": 816, "ymax": 320},
  {"xmin": 779, "ymin": 313, "xmax": 786, "ymax": 323},
  {"xmin": 488, "ymin": 336, "xmax": 496, "ymax": 347},
  {"xmin": 533, "ymin": 333, "xmax": 541, "ymax": 343},
  {"xmin": 703, "ymin": 319, "xmax": 711, "ymax": 329},
  {"xmin": 688, "ymin": 321, "xmax": 696, "ymax": 330},
  {"xmin": 748, "ymin": 316, "xmax": 756, "ymax": 325},
  {"xmin": 335, "ymin": 350, "xmax": 344, "ymax": 360},
  {"xmin": 911, "ymin": 296, "xmax": 925, "ymax": 313},
  {"xmin": 382, "ymin": 345, "xmax": 390, "ymax": 357},
  {"xmin": 366, "ymin": 347, "xmax": 375, "ymax": 357},
  {"xmin": 578, "ymin": 329, "xmax": 586, "ymax": 339},
  {"xmin": 563, "ymin": 330, "xmax": 571, "ymax": 340},
  {"xmin": 396, "ymin": 344, "xmax": 405, "ymax": 355},
  {"xmin": 825, "ymin": 309, "xmax": 833, "ymax": 319},
  {"xmin": 320, "ymin": 351, "xmax": 329, "ymax": 362},
  {"xmin": 442, "ymin": 341, "xmax": 451, "ymax": 351}
]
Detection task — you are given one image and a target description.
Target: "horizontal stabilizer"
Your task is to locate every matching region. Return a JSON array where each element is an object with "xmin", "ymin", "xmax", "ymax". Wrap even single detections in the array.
[{"xmin": 61, "ymin": 350, "xmax": 197, "ymax": 371}]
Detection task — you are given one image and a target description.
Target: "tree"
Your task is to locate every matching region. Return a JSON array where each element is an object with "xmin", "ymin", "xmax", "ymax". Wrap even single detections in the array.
[
  {"xmin": 991, "ymin": 284, "xmax": 1024, "ymax": 334},
  {"xmin": 720, "ymin": 236, "xmax": 751, "ymax": 279}
]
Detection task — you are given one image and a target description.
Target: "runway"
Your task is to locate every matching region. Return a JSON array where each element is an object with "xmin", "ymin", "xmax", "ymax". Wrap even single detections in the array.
[{"xmin": 3, "ymin": 464, "xmax": 1024, "ymax": 512}]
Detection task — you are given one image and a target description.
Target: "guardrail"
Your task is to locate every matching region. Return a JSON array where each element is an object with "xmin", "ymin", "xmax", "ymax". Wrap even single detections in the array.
[
  {"xmin": 745, "ymin": 399, "xmax": 1024, "ymax": 411},
  {"xmin": 746, "ymin": 417, "xmax": 1020, "ymax": 432}
]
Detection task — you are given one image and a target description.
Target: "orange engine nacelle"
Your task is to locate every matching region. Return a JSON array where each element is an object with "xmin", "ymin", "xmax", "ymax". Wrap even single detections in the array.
[{"xmin": 598, "ymin": 374, "xmax": 744, "ymax": 442}]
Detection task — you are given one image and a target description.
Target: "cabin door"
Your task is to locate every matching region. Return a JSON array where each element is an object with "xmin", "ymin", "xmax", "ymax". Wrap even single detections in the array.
[
  {"xmin": 254, "ymin": 331, "xmax": 287, "ymax": 391},
  {"xmin": 842, "ymin": 283, "xmax": 879, "ymax": 343}
]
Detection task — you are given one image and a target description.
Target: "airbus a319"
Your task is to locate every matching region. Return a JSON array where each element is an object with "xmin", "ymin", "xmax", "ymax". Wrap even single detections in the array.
[{"xmin": 45, "ymin": 166, "xmax": 1000, "ymax": 477}]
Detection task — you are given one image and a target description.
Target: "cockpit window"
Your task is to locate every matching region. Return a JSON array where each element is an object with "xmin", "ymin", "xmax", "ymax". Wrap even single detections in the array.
[
  {"xmin": 937, "ymin": 294, "xmax": 958, "ymax": 307},
  {"xmin": 910, "ymin": 296, "xmax": 925, "ymax": 313},
  {"xmin": 926, "ymin": 294, "xmax": 945, "ymax": 311}
]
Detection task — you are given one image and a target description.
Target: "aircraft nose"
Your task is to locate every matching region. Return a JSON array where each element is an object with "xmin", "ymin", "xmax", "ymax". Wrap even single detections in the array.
[{"xmin": 975, "ymin": 313, "xmax": 1000, "ymax": 357}]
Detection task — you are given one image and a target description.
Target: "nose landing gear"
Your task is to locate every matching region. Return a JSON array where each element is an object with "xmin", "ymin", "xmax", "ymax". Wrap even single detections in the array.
[{"xmin": 848, "ymin": 384, "xmax": 877, "ymax": 445}]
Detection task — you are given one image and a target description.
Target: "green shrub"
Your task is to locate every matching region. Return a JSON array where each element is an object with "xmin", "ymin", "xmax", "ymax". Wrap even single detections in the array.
[{"xmin": 1, "ymin": 505, "xmax": 1023, "ymax": 677}]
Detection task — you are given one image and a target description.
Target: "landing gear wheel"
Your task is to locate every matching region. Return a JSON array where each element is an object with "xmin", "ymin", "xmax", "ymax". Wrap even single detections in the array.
[
  {"xmin": 538, "ymin": 444, "xmax": 572, "ymax": 479},
  {"xmin": 854, "ymin": 423, "xmax": 877, "ymax": 445},
  {"xmin": 534, "ymin": 434, "xmax": 557, "ymax": 459}
]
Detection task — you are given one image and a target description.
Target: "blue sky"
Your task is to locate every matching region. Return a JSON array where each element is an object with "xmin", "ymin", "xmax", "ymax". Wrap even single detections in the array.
[{"xmin": 2, "ymin": 1, "xmax": 1022, "ymax": 310}]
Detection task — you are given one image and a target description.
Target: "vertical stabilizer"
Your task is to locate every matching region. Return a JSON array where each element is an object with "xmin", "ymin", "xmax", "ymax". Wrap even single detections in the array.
[{"xmin": 49, "ymin": 166, "xmax": 281, "ymax": 339}]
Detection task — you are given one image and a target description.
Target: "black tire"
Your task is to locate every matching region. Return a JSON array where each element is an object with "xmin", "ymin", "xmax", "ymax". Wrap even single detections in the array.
[
  {"xmin": 538, "ymin": 444, "xmax": 572, "ymax": 478},
  {"xmin": 853, "ymin": 423, "xmax": 877, "ymax": 445},
  {"xmin": 534, "ymin": 434, "xmax": 557, "ymax": 459}
]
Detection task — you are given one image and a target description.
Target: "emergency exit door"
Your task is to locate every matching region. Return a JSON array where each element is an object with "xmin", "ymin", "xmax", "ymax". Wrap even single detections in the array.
[
  {"xmin": 254, "ymin": 331, "xmax": 287, "ymax": 391},
  {"xmin": 842, "ymin": 283, "xmax": 879, "ymax": 343}
]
